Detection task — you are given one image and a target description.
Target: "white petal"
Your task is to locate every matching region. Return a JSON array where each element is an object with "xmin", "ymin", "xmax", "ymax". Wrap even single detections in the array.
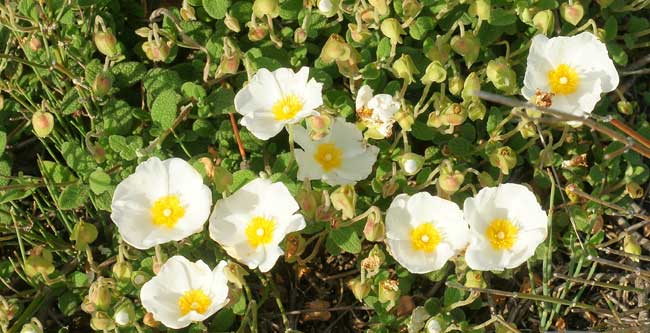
[
  {"xmin": 295, "ymin": 148, "xmax": 325, "ymax": 181},
  {"xmin": 385, "ymin": 194, "xmax": 412, "ymax": 239},
  {"xmin": 258, "ymin": 181, "xmax": 301, "ymax": 218},
  {"xmin": 355, "ymin": 85, "xmax": 374, "ymax": 110},
  {"xmin": 335, "ymin": 145, "xmax": 378, "ymax": 183},
  {"xmin": 258, "ymin": 245, "xmax": 284, "ymax": 272},
  {"xmin": 240, "ymin": 112, "xmax": 286, "ymax": 140}
]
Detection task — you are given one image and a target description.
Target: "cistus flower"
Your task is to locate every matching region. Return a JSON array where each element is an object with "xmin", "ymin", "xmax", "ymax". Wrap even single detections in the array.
[
  {"xmin": 110, "ymin": 157, "xmax": 212, "ymax": 250},
  {"xmin": 355, "ymin": 85, "xmax": 401, "ymax": 139},
  {"xmin": 522, "ymin": 32, "xmax": 619, "ymax": 119},
  {"xmin": 293, "ymin": 118, "xmax": 379, "ymax": 186},
  {"xmin": 140, "ymin": 256, "xmax": 229, "ymax": 329},
  {"xmin": 463, "ymin": 183, "xmax": 548, "ymax": 271},
  {"xmin": 385, "ymin": 193, "xmax": 469, "ymax": 274},
  {"xmin": 208, "ymin": 178, "xmax": 306, "ymax": 272},
  {"xmin": 234, "ymin": 67, "xmax": 323, "ymax": 140}
]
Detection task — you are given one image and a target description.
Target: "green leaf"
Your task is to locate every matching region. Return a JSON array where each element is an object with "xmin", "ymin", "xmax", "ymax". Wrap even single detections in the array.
[
  {"xmin": 58, "ymin": 292, "xmax": 79, "ymax": 316},
  {"xmin": 151, "ymin": 89, "xmax": 181, "ymax": 129},
  {"xmin": 203, "ymin": 0, "xmax": 230, "ymax": 19},
  {"xmin": 488, "ymin": 9, "xmax": 517, "ymax": 26},
  {"xmin": 199, "ymin": 87, "xmax": 235, "ymax": 118},
  {"xmin": 61, "ymin": 142, "xmax": 97, "ymax": 175},
  {"xmin": 409, "ymin": 17, "xmax": 435, "ymax": 40},
  {"xmin": 447, "ymin": 137, "xmax": 474, "ymax": 157},
  {"xmin": 0, "ymin": 131, "xmax": 5, "ymax": 157},
  {"xmin": 330, "ymin": 226, "xmax": 362, "ymax": 254},
  {"xmin": 111, "ymin": 61, "xmax": 147, "ymax": 88},
  {"xmin": 229, "ymin": 169, "xmax": 257, "ymax": 192},
  {"xmin": 89, "ymin": 168, "xmax": 112, "ymax": 195},
  {"xmin": 40, "ymin": 161, "xmax": 77, "ymax": 183},
  {"xmin": 181, "ymin": 82, "xmax": 207, "ymax": 100},
  {"xmin": 108, "ymin": 135, "xmax": 142, "ymax": 161},
  {"xmin": 58, "ymin": 183, "xmax": 89, "ymax": 210}
]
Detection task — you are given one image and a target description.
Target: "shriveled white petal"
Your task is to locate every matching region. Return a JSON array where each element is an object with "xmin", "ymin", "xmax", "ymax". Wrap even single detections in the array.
[{"xmin": 355, "ymin": 85, "xmax": 374, "ymax": 110}]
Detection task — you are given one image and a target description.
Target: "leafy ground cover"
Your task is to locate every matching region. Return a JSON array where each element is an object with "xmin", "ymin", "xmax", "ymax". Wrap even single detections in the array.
[{"xmin": 1, "ymin": 0, "xmax": 650, "ymax": 332}]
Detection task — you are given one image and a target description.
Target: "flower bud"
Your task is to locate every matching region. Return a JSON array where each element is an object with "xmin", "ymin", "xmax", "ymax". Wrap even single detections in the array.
[
  {"xmin": 533, "ymin": 10, "xmax": 554, "ymax": 35},
  {"xmin": 399, "ymin": 153, "xmax": 424, "ymax": 176},
  {"xmin": 477, "ymin": 171, "xmax": 495, "ymax": 187},
  {"xmin": 318, "ymin": 0, "xmax": 339, "ymax": 17},
  {"xmin": 363, "ymin": 207, "xmax": 385, "ymax": 242},
  {"xmin": 421, "ymin": 61, "xmax": 447, "ymax": 84},
  {"xmin": 224, "ymin": 261, "xmax": 249, "ymax": 288},
  {"xmin": 24, "ymin": 247, "xmax": 55, "ymax": 278},
  {"xmin": 380, "ymin": 18, "xmax": 405, "ymax": 45},
  {"xmin": 180, "ymin": 1, "xmax": 196, "ymax": 21},
  {"xmin": 624, "ymin": 235, "xmax": 642, "ymax": 262},
  {"xmin": 20, "ymin": 319, "xmax": 43, "ymax": 333},
  {"xmin": 307, "ymin": 114, "xmax": 332, "ymax": 140},
  {"xmin": 113, "ymin": 299, "xmax": 136, "ymax": 327},
  {"xmin": 94, "ymin": 31, "xmax": 118, "ymax": 57},
  {"xmin": 216, "ymin": 54, "xmax": 241, "ymax": 79},
  {"xmin": 378, "ymin": 279, "xmax": 400, "ymax": 308},
  {"xmin": 474, "ymin": 0, "xmax": 491, "ymax": 21},
  {"xmin": 519, "ymin": 120, "xmax": 537, "ymax": 138},
  {"xmin": 450, "ymin": 33, "xmax": 480, "ymax": 68},
  {"xmin": 464, "ymin": 271, "xmax": 486, "ymax": 288},
  {"xmin": 71, "ymin": 220, "xmax": 98, "ymax": 250},
  {"xmin": 626, "ymin": 182, "xmax": 644, "ymax": 199},
  {"xmin": 92, "ymin": 71, "xmax": 113, "ymax": 98},
  {"xmin": 440, "ymin": 103, "xmax": 467, "ymax": 127},
  {"xmin": 253, "ymin": 0, "xmax": 280, "ymax": 18},
  {"xmin": 130, "ymin": 271, "xmax": 151, "ymax": 288},
  {"xmin": 369, "ymin": 0, "xmax": 389, "ymax": 16},
  {"xmin": 296, "ymin": 186, "xmax": 319, "ymax": 220},
  {"xmin": 224, "ymin": 13, "xmax": 241, "ymax": 32},
  {"xmin": 448, "ymin": 75, "xmax": 464, "ymax": 96},
  {"xmin": 427, "ymin": 111, "xmax": 442, "ymax": 128},
  {"xmin": 489, "ymin": 146, "xmax": 517, "ymax": 174},
  {"xmin": 466, "ymin": 99, "xmax": 486, "ymax": 121},
  {"xmin": 143, "ymin": 312, "xmax": 159, "ymax": 328},
  {"xmin": 320, "ymin": 34, "xmax": 350, "ymax": 64},
  {"xmin": 425, "ymin": 36, "xmax": 451, "ymax": 64},
  {"xmin": 330, "ymin": 184, "xmax": 356, "ymax": 220},
  {"xmin": 394, "ymin": 109, "xmax": 414, "ymax": 132},
  {"xmin": 32, "ymin": 111, "xmax": 54, "ymax": 138},
  {"xmin": 426, "ymin": 318, "xmax": 443, "ymax": 333},
  {"xmin": 91, "ymin": 311, "xmax": 115, "ymax": 331},
  {"xmin": 29, "ymin": 38, "xmax": 42, "ymax": 52},
  {"xmin": 461, "ymin": 72, "xmax": 481, "ymax": 101},
  {"xmin": 438, "ymin": 170, "xmax": 464, "ymax": 195},
  {"xmin": 486, "ymin": 57, "xmax": 517, "ymax": 95},
  {"xmin": 347, "ymin": 278, "xmax": 371, "ymax": 301},
  {"xmin": 213, "ymin": 166, "xmax": 233, "ymax": 193},
  {"xmin": 285, "ymin": 233, "xmax": 306, "ymax": 263},
  {"xmin": 402, "ymin": 0, "xmax": 423, "ymax": 18},
  {"xmin": 392, "ymin": 54, "xmax": 419, "ymax": 84},
  {"xmin": 112, "ymin": 260, "xmax": 132, "ymax": 282},
  {"xmin": 247, "ymin": 23, "xmax": 268, "ymax": 41},
  {"xmin": 560, "ymin": 1, "xmax": 584, "ymax": 26},
  {"xmin": 349, "ymin": 24, "xmax": 372, "ymax": 43},
  {"xmin": 382, "ymin": 178, "xmax": 399, "ymax": 198},
  {"xmin": 294, "ymin": 27, "xmax": 307, "ymax": 44},
  {"xmin": 617, "ymin": 100, "xmax": 633, "ymax": 115},
  {"xmin": 88, "ymin": 278, "xmax": 113, "ymax": 311},
  {"xmin": 81, "ymin": 296, "xmax": 95, "ymax": 314}
]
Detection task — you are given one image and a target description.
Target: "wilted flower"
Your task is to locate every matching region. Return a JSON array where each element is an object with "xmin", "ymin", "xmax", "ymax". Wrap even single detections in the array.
[
  {"xmin": 464, "ymin": 183, "xmax": 548, "ymax": 271},
  {"xmin": 234, "ymin": 67, "xmax": 323, "ymax": 140},
  {"xmin": 522, "ymin": 32, "xmax": 619, "ymax": 119},
  {"xmin": 209, "ymin": 178, "xmax": 306, "ymax": 272},
  {"xmin": 355, "ymin": 85, "xmax": 401, "ymax": 139},
  {"xmin": 385, "ymin": 193, "xmax": 469, "ymax": 273},
  {"xmin": 293, "ymin": 118, "xmax": 379, "ymax": 186},
  {"xmin": 140, "ymin": 256, "xmax": 229, "ymax": 329},
  {"xmin": 110, "ymin": 157, "xmax": 212, "ymax": 249}
]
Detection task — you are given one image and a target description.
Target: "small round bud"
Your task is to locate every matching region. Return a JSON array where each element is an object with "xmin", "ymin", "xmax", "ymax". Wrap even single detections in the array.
[
  {"xmin": 224, "ymin": 13, "xmax": 241, "ymax": 32},
  {"xmin": 380, "ymin": 18, "xmax": 405, "ymax": 45},
  {"xmin": 88, "ymin": 278, "xmax": 113, "ymax": 311},
  {"xmin": 252, "ymin": 0, "xmax": 280, "ymax": 18},
  {"xmin": 94, "ymin": 31, "xmax": 118, "ymax": 57},
  {"xmin": 363, "ymin": 207, "xmax": 385, "ymax": 242},
  {"xmin": 392, "ymin": 54, "xmax": 419, "ymax": 84},
  {"xmin": 247, "ymin": 23, "xmax": 268, "ymax": 42},
  {"xmin": 426, "ymin": 318, "xmax": 443, "ymax": 333},
  {"xmin": 296, "ymin": 187, "xmax": 319, "ymax": 220},
  {"xmin": 112, "ymin": 260, "xmax": 133, "ymax": 282},
  {"xmin": 349, "ymin": 24, "xmax": 371, "ymax": 43},
  {"xmin": 617, "ymin": 100, "xmax": 634, "ymax": 115},
  {"xmin": 29, "ymin": 38, "xmax": 42, "ymax": 52},
  {"xmin": 519, "ymin": 120, "xmax": 537, "ymax": 138},
  {"xmin": 466, "ymin": 99, "xmax": 486, "ymax": 121},
  {"xmin": 330, "ymin": 184, "xmax": 357, "ymax": 220},
  {"xmin": 348, "ymin": 278, "xmax": 371, "ymax": 301},
  {"xmin": 91, "ymin": 311, "xmax": 115, "ymax": 331},
  {"xmin": 450, "ymin": 33, "xmax": 480, "ymax": 68},
  {"xmin": 486, "ymin": 57, "xmax": 517, "ymax": 95},
  {"xmin": 92, "ymin": 71, "xmax": 113, "ymax": 97},
  {"xmin": 438, "ymin": 170, "xmax": 464, "ymax": 195},
  {"xmin": 440, "ymin": 103, "xmax": 467, "ymax": 127},
  {"xmin": 24, "ymin": 247, "xmax": 55, "ymax": 278},
  {"xmin": 130, "ymin": 271, "xmax": 151, "ymax": 288},
  {"xmin": 306, "ymin": 114, "xmax": 332, "ymax": 140},
  {"xmin": 448, "ymin": 75, "xmax": 464, "ymax": 96},
  {"xmin": 32, "ymin": 111, "xmax": 54, "ymax": 138},
  {"xmin": 425, "ymin": 36, "xmax": 451, "ymax": 64},
  {"xmin": 421, "ymin": 61, "xmax": 447, "ymax": 85},
  {"xmin": 319, "ymin": 34, "xmax": 350, "ymax": 64},
  {"xmin": 625, "ymin": 182, "xmax": 644, "ymax": 199},
  {"xmin": 113, "ymin": 299, "xmax": 136, "ymax": 327},
  {"xmin": 489, "ymin": 146, "xmax": 517, "ymax": 174},
  {"xmin": 624, "ymin": 235, "xmax": 642, "ymax": 262},
  {"xmin": 180, "ymin": 2, "xmax": 196, "ymax": 21},
  {"xmin": 294, "ymin": 27, "xmax": 307, "ymax": 44},
  {"xmin": 560, "ymin": 1, "xmax": 584, "ymax": 26},
  {"xmin": 533, "ymin": 10, "xmax": 554, "ymax": 35},
  {"xmin": 474, "ymin": 0, "xmax": 491, "ymax": 21},
  {"xmin": 399, "ymin": 153, "xmax": 424, "ymax": 176},
  {"xmin": 142, "ymin": 40, "xmax": 171, "ymax": 62},
  {"xmin": 70, "ymin": 220, "xmax": 98, "ymax": 250},
  {"xmin": 461, "ymin": 72, "xmax": 481, "ymax": 101},
  {"xmin": 318, "ymin": 0, "xmax": 339, "ymax": 17},
  {"xmin": 464, "ymin": 271, "xmax": 486, "ymax": 288},
  {"xmin": 369, "ymin": 0, "xmax": 389, "ymax": 16},
  {"xmin": 394, "ymin": 109, "xmax": 414, "ymax": 132}
]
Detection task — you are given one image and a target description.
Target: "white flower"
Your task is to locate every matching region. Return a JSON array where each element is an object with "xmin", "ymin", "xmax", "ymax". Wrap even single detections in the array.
[
  {"xmin": 234, "ymin": 67, "xmax": 323, "ymax": 140},
  {"xmin": 464, "ymin": 183, "xmax": 548, "ymax": 271},
  {"xmin": 140, "ymin": 256, "xmax": 229, "ymax": 329},
  {"xmin": 209, "ymin": 178, "xmax": 306, "ymax": 272},
  {"xmin": 294, "ymin": 117, "xmax": 379, "ymax": 186},
  {"xmin": 385, "ymin": 192, "xmax": 469, "ymax": 274},
  {"xmin": 355, "ymin": 85, "xmax": 401, "ymax": 138},
  {"xmin": 522, "ymin": 32, "xmax": 619, "ymax": 118},
  {"xmin": 111, "ymin": 157, "xmax": 212, "ymax": 250}
]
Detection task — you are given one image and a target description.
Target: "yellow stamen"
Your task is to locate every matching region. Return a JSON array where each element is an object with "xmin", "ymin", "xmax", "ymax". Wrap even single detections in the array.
[
  {"xmin": 245, "ymin": 216, "xmax": 276, "ymax": 248},
  {"xmin": 272, "ymin": 94, "xmax": 303, "ymax": 121},
  {"xmin": 314, "ymin": 143, "xmax": 342, "ymax": 172},
  {"xmin": 150, "ymin": 195, "xmax": 185, "ymax": 228},
  {"xmin": 485, "ymin": 219, "xmax": 518, "ymax": 250},
  {"xmin": 410, "ymin": 223, "xmax": 442, "ymax": 253},
  {"xmin": 547, "ymin": 64, "xmax": 579, "ymax": 95},
  {"xmin": 178, "ymin": 289, "xmax": 211, "ymax": 315}
]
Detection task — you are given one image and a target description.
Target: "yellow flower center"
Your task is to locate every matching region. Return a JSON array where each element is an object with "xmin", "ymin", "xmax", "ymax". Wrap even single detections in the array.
[
  {"xmin": 150, "ymin": 195, "xmax": 185, "ymax": 228},
  {"xmin": 245, "ymin": 216, "xmax": 276, "ymax": 248},
  {"xmin": 314, "ymin": 143, "xmax": 342, "ymax": 172},
  {"xmin": 178, "ymin": 289, "xmax": 211, "ymax": 315},
  {"xmin": 272, "ymin": 94, "xmax": 303, "ymax": 121},
  {"xmin": 410, "ymin": 223, "xmax": 442, "ymax": 253},
  {"xmin": 486, "ymin": 219, "xmax": 518, "ymax": 250},
  {"xmin": 547, "ymin": 64, "xmax": 579, "ymax": 95}
]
